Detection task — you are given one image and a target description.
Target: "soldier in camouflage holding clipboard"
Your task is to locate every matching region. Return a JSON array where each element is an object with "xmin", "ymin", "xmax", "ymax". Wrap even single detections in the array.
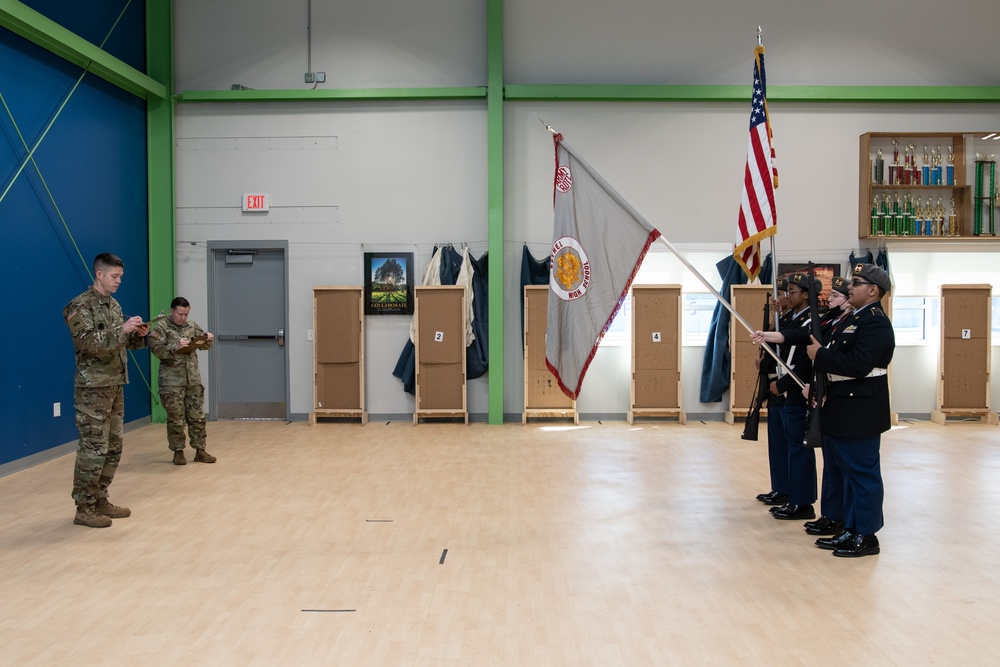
[
  {"xmin": 64, "ymin": 253, "xmax": 149, "ymax": 528},
  {"xmin": 149, "ymin": 297, "xmax": 217, "ymax": 466}
]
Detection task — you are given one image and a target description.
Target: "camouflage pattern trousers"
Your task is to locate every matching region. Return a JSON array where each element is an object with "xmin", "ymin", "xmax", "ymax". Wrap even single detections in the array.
[
  {"xmin": 72, "ymin": 385, "xmax": 124, "ymax": 506},
  {"xmin": 159, "ymin": 384, "xmax": 207, "ymax": 451}
]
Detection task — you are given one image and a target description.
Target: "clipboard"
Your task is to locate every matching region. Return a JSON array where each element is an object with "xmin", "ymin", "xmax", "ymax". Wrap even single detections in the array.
[{"xmin": 177, "ymin": 333, "xmax": 210, "ymax": 354}]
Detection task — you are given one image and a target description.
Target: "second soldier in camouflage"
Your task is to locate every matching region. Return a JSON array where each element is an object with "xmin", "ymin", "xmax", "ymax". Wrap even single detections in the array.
[{"xmin": 149, "ymin": 297, "xmax": 217, "ymax": 465}]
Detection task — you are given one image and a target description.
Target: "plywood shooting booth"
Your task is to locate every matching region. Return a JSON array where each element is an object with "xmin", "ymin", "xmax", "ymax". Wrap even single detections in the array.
[
  {"xmin": 628, "ymin": 285, "xmax": 685, "ymax": 424},
  {"xmin": 310, "ymin": 286, "xmax": 367, "ymax": 424},
  {"xmin": 931, "ymin": 284, "xmax": 997, "ymax": 424},
  {"xmin": 414, "ymin": 285, "xmax": 468, "ymax": 424},
  {"xmin": 523, "ymin": 285, "xmax": 578, "ymax": 423},
  {"xmin": 727, "ymin": 284, "xmax": 772, "ymax": 425}
]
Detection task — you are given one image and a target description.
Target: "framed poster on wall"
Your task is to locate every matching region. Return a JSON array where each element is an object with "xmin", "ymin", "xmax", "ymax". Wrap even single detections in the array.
[
  {"xmin": 778, "ymin": 262, "xmax": 841, "ymax": 309},
  {"xmin": 364, "ymin": 252, "xmax": 414, "ymax": 315}
]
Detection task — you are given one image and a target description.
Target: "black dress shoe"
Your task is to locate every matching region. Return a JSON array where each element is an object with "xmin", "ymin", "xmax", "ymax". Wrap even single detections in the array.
[
  {"xmin": 769, "ymin": 503, "xmax": 786, "ymax": 514},
  {"xmin": 833, "ymin": 534, "xmax": 880, "ymax": 558},
  {"xmin": 804, "ymin": 517, "xmax": 844, "ymax": 536},
  {"xmin": 755, "ymin": 491, "xmax": 775, "ymax": 502},
  {"xmin": 772, "ymin": 504, "xmax": 816, "ymax": 520},
  {"xmin": 815, "ymin": 529, "xmax": 855, "ymax": 550},
  {"xmin": 761, "ymin": 493, "xmax": 789, "ymax": 506}
]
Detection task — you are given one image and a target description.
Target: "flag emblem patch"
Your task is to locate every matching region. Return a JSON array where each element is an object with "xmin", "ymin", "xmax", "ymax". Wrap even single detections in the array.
[
  {"xmin": 555, "ymin": 165, "xmax": 573, "ymax": 193},
  {"xmin": 550, "ymin": 236, "xmax": 590, "ymax": 300}
]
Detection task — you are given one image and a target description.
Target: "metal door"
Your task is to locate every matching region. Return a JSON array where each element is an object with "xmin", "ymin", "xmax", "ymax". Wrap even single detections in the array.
[{"xmin": 208, "ymin": 242, "xmax": 289, "ymax": 420}]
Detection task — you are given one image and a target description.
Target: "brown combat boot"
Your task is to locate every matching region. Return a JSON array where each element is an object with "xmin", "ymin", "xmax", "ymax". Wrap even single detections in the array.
[
  {"xmin": 95, "ymin": 498, "xmax": 131, "ymax": 518},
  {"xmin": 74, "ymin": 504, "xmax": 112, "ymax": 528},
  {"xmin": 173, "ymin": 450, "xmax": 187, "ymax": 465},
  {"xmin": 193, "ymin": 449, "xmax": 217, "ymax": 463}
]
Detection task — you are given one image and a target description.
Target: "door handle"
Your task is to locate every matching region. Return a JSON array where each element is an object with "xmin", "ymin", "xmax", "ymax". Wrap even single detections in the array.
[{"xmin": 277, "ymin": 328, "xmax": 285, "ymax": 347}]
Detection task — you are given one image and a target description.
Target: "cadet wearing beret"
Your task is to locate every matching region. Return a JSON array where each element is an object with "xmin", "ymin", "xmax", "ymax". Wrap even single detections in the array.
[{"xmin": 807, "ymin": 263, "xmax": 894, "ymax": 557}]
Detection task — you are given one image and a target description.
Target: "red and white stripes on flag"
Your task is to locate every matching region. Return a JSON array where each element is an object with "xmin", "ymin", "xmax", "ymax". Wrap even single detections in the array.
[
  {"xmin": 545, "ymin": 135, "xmax": 661, "ymax": 400},
  {"xmin": 733, "ymin": 44, "xmax": 778, "ymax": 281}
]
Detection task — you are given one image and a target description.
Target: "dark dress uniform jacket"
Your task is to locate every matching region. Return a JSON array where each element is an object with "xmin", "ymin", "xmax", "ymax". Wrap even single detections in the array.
[
  {"xmin": 774, "ymin": 308, "xmax": 812, "ymax": 406},
  {"xmin": 812, "ymin": 302, "xmax": 895, "ymax": 438}
]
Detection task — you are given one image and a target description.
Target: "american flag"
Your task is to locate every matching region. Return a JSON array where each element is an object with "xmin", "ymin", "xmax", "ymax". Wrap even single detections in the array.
[{"xmin": 733, "ymin": 44, "xmax": 778, "ymax": 281}]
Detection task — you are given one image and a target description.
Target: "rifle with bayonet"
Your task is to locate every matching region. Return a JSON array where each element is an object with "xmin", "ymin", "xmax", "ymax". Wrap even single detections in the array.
[{"xmin": 803, "ymin": 262, "xmax": 826, "ymax": 447}]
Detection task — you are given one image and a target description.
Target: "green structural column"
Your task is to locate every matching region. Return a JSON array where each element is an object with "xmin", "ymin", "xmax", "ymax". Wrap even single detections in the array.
[
  {"xmin": 486, "ymin": 0, "xmax": 504, "ymax": 424},
  {"xmin": 146, "ymin": 0, "xmax": 174, "ymax": 422}
]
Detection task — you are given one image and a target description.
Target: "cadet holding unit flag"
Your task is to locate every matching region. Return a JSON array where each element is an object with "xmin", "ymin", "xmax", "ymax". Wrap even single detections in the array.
[
  {"xmin": 149, "ymin": 297, "xmax": 217, "ymax": 465},
  {"xmin": 64, "ymin": 253, "xmax": 149, "ymax": 528},
  {"xmin": 807, "ymin": 264, "xmax": 894, "ymax": 558}
]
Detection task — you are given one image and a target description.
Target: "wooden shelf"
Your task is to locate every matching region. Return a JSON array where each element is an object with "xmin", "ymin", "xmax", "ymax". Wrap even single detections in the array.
[
  {"xmin": 311, "ymin": 287, "xmax": 367, "ymax": 425},
  {"xmin": 859, "ymin": 132, "xmax": 1000, "ymax": 240},
  {"xmin": 628, "ymin": 285, "xmax": 685, "ymax": 425},
  {"xmin": 727, "ymin": 285, "xmax": 772, "ymax": 425},
  {"xmin": 932, "ymin": 284, "xmax": 996, "ymax": 425},
  {"xmin": 522, "ymin": 286, "xmax": 578, "ymax": 424},
  {"xmin": 414, "ymin": 286, "xmax": 468, "ymax": 425}
]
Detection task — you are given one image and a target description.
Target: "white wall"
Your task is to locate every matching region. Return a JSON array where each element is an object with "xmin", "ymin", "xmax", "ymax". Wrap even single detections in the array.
[
  {"xmin": 172, "ymin": 0, "xmax": 1000, "ymax": 419},
  {"xmin": 174, "ymin": 103, "xmax": 488, "ymax": 416}
]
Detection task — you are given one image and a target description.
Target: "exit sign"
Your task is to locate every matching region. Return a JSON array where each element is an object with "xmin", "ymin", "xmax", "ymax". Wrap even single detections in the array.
[{"xmin": 242, "ymin": 193, "xmax": 270, "ymax": 211}]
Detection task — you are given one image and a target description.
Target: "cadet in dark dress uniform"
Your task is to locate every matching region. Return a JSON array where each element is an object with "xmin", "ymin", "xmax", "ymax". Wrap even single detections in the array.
[
  {"xmin": 803, "ymin": 276, "xmax": 852, "ymax": 537},
  {"xmin": 756, "ymin": 277, "xmax": 790, "ymax": 507},
  {"xmin": 767, "ymin": 272, "xmax": 817, "ymax": 521},
  {"xmin": 807, "ymin": 264, "xmax": 895, "ymax": 557}
]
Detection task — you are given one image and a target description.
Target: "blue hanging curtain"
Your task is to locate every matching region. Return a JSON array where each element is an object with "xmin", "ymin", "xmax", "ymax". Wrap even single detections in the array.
[
  {"xmin": 875, "ymin": 248, "xmax": 890, "ymax": 274},
  {"xmin": 466, "ymin": 251, "xmax": 489, "ymax": 380},
  {"xmin": 393, "ymin": 246, "xmax": 489, "ymax": 393},
  {"xmin": 848, "ymin": 248, "xmax": 889, "ymax": 283},
  {"xmin": 759, "ymin": 253, "xmax": 773, "ymax": 285},
  {"xmin": 849, "ymin": 249, "xmax": 873, "ymax": 270},
  {"xmin": 700, "ymin": 254, "xmax": 750, "ymax": 403},
  {"xmin": 519, "ymin": 245, "xmax": 550, "ymax": 351}
]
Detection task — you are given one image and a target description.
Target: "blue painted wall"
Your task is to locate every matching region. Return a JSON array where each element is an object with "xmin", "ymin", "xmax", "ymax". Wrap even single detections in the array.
[{"xmin": 0, "ymin": 1, "xmax": 149, "ymax": 466}]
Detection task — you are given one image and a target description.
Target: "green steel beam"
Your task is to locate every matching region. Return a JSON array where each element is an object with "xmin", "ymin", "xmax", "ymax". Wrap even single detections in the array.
[
  {"xmin": 0, "ymin": 0, "xmax": 167, "ymax": 100},
  {"xmin": 176, "ymin": 87, "xmax": 486, "ymax": 103},
  {"xmin": 505, "ymin": 84, "xmax": 1000, "ymax": 103},
  {"xmin": 486, "ymin": 0, "xmax": 504, "ymax": 424},
  {"xmin": 146, "ymin": 0, "xmax": 174, "ymax": 422}
]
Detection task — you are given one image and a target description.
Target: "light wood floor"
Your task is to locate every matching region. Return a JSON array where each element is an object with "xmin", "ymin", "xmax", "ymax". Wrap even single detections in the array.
[{"xmin": 2, "ymin": 419, "xmax": 1000, "ymax": 665}]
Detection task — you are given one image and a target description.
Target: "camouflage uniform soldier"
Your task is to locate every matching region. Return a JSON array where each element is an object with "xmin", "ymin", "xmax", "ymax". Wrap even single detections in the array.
[
  {"xmin": 64, "ymin": 253, "xmax": 149, "ymax": 528},
  {"xmin": 149, "ymin": 297, "xmax": 217, "ymax": 465}
]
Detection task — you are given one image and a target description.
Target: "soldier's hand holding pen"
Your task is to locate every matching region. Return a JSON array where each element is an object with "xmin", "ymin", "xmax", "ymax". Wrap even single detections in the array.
[{"xmin": 123, "ymin": 315, "xmax": 148, "ymax": 336}]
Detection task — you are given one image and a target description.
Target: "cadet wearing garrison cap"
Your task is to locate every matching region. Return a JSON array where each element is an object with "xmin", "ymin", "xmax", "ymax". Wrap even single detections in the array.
[
  {"xmin": 766, "ymin": 272, "xmax": 818, "ymax": 521},
  {"xmin": 807, "ymin": 263, "xmax": 894, "ymax": 557},
  {"xmin": 803, "ymin": 274, "xmax": 853, "ymax": 538}
]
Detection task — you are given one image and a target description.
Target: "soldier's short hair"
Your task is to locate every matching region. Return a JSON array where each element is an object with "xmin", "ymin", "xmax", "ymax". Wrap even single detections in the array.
[
  {"xmin": 171, "ymin": 296, "xmax": 190, "ymax": 309},
  {"xmin": 94, "ymin": 253, "xmax": 124, "ymax": 273}
]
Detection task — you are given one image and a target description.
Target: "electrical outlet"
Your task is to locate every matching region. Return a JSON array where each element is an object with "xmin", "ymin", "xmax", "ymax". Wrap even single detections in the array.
[
  {"xmin": 304, "ymin": 72, "xmax": 315, "ymax": 83},
  {"xmin": 315, "ymin": 72, "xmax": 326, "ymax": 83},
  {"xmin": 53, "ymin": 402, "xmax": 61, "ymax": 417}
]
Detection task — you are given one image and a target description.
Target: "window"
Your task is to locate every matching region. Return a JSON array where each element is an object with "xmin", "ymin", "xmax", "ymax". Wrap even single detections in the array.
[{"xmin": 892, "ymin": 296, "xmax": 935, "ymax": 343}]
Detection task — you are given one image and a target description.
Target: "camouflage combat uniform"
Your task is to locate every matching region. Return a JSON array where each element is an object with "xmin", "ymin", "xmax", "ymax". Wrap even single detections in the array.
[
  {"xmin": 149, "ymin": 317, "xmax": 212, "ymax": 452},
  {"xmin": 64, "ymin": 286, "xmax": 147, "ymax": 506}
]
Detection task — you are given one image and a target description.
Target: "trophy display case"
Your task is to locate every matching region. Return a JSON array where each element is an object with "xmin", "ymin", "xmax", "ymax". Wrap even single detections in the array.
[{"xmin": 859, "ymin": 132, "xmax": 1000, "ymax": 240}]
